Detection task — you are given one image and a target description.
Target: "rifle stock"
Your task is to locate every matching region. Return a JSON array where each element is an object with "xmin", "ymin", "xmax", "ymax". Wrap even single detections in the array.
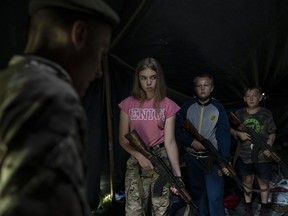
[
  {"xmin": 125, "ymin": 130, "xmax": 199, "ymax": 214},
  {"xmin": 183, "ymin": 119, "xmax": 251, "ymax": 196},
  {"xmin": 229, "ymin": 112, "xmax": 244, "ymax": 131},
  {"xmin": 229, "ymin": 112, "xmax": 288, "ymax": 175}
]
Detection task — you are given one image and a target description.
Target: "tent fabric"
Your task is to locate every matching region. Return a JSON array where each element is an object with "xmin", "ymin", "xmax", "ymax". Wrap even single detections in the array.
[
  {"xmin": 108, "ymin": 0, "xmax": 288, "ymax": 140},
  {"xmin": 1, "ymin": 0, "xmax": 288, "ymax": 210}
]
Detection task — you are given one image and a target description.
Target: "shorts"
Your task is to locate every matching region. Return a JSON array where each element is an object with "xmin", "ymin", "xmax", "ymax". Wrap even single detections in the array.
[{"xmin": 237, "ymin": 157, "xmax": 273, "ymax": 181}]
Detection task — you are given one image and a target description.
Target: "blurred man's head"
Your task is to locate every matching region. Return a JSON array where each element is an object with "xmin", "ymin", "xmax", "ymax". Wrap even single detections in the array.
[{"xmin": 25, "ymin": 0, "xmax": 119, "ymax": 96}]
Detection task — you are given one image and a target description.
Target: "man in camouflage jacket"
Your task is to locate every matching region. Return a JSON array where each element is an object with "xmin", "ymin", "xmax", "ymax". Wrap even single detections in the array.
[{"xmin": 0, "ymin": 0, "xmax": 119, "ymax": 215}]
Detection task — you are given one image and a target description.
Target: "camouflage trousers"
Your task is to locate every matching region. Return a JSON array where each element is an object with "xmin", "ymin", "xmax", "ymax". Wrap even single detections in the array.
[{"xmin": 125, "ymin": 147, "xmax": 170, "ymax": 216}]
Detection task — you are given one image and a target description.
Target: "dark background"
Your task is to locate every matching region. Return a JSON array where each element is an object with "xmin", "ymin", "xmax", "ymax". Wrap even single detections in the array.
[{"xmin": 1, "ymin": 0, "xmax": 288, "ymax": 211}]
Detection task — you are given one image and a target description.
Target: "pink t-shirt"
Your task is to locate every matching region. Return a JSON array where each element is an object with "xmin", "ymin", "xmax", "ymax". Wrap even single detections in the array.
[{"xmin": 118, "ymin": 96, "xmax": 180, "ymax": 147}]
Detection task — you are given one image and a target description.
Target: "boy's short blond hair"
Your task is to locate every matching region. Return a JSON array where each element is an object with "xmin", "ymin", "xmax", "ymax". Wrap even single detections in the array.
[{"xmin": 243, "ymin": 86, "xmax": 262, "ymax": 95}]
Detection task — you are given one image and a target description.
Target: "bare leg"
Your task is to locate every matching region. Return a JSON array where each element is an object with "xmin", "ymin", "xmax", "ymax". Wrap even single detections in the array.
[
  {"xmin": 243, "ymin": 174, "xmax": 255, "ymax": 203},
  {"xmin": 258, "ymin": 177, "xmax": 270, "ymax": 204}
]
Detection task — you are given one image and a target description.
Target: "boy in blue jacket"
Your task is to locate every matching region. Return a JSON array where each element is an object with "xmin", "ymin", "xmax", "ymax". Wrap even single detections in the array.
[{"xmin": 175, "ymin": 73, "xmax": 231, "ymax": 216}]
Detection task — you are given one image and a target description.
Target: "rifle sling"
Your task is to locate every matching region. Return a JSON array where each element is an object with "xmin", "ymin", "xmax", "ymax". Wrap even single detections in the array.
[
  {"xmin": 136, "ymin": 165, "xmax": 147, "ymax": 216},
  {"xmin": 232, "ymin": 140, "xmax": 240, "ymax": 168},
  {"xmin": 243, "ymin": 183, "xmax": 270, "ymax": 193}
]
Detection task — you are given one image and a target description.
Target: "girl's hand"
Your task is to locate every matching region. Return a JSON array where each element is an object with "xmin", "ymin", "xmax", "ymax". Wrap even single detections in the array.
[
  {"xmin": 136, "ymin": 154, "xmax": 154, "ymax": 170},
  {"xmin": 170, "ymin": 177, "xmax": 184, "ymax": 195},
  {"xmin": 170, "ymin": 185, "xmax": 179, "ymax": 195}
]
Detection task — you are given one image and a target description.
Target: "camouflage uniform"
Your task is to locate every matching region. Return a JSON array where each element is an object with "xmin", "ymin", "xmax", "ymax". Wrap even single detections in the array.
[
  {"xmin": 0, "ymin": 55, "xmax": 89, "ymax": 216},
  {"xmin": 125, "ymin": 145, "xmax": 171, "ymax": 216}
]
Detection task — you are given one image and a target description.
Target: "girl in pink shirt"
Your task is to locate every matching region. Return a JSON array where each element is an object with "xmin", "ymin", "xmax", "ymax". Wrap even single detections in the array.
[{"xmin": 118, "ymin": 57, "xmax": 181, "ymax": 215}]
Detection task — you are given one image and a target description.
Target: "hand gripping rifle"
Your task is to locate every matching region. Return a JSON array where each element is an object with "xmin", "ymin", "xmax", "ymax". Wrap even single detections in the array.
[
  {"xmin": 229, "ymin": 112, "xmax": 288, "ymax": 176},
  {"xmin": 125, "ymin": 130, "xmax": 199, "ymax": 215},
  {"xmin": 182, "ymin": 119, "xmax": 251, "ymax": 196}
]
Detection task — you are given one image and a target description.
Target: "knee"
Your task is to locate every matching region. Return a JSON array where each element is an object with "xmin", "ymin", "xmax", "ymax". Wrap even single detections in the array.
[
  {"xmin": 243, "ymin": 175, "xmax": 254, "ymax": 185},
  {"xmin": 258, "ymin": 178, "xmax": 269, "ymax": 188}
]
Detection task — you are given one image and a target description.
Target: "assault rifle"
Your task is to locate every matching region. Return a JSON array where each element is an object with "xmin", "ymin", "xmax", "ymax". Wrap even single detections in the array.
[
  {"xmin": 182, "ymin": 119, "xmax": 251, "ymax": 196},
  {"xmin": 229, "ymin": 112, "xmax": 288, "ymax": 176},
  {"xmin": 125, "ymin": 130, "xmax": 199, "ymax": 215}
]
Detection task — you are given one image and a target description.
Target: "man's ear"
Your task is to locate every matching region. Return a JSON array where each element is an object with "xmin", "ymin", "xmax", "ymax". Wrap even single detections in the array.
[{"xmin": 71, "ymin": 21, "xmax": 88, "ymax": 50}]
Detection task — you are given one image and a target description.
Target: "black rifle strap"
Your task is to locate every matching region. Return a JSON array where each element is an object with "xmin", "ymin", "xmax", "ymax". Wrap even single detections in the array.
[{"xmin": 136, "ymin": 165, "xmax": 147, "ymax": 216}]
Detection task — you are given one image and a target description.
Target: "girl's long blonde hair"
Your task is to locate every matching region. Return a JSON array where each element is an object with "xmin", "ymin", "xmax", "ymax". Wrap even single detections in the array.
[{"xmin": 131, "ymin": 57, "xmax": 166, "ymax": 109}]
